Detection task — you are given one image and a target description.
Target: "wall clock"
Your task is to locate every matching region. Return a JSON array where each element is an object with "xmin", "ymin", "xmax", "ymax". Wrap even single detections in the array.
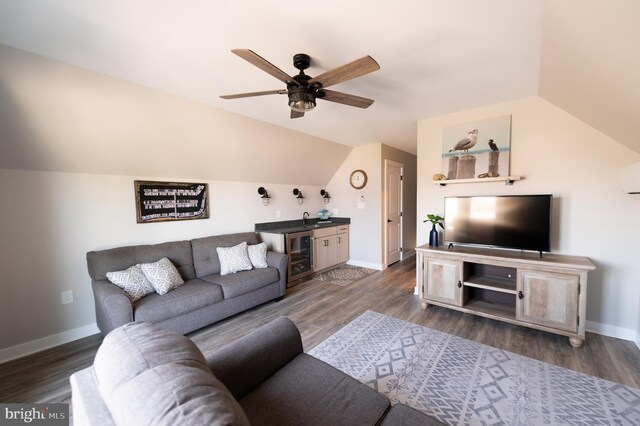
[{"xmin": 349, "ymin": 169, "xmax": 368, "ymax": 190}]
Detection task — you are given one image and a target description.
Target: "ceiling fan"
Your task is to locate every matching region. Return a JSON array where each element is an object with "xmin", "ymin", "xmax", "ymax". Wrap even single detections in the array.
[{"xmin": 220, "ymin": 49, "xmax": 380, "ymax": 119}]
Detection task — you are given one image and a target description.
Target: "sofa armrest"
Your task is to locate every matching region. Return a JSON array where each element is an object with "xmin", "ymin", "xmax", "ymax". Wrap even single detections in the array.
[
  {"xmin": 207, "ymin": 316, "xmax": 303, "ymax": 400},
  {"xmin": 267, "ymin": 251, "xmax": 288, "ymax": 295},
  {"xmin": 70, "ymin": 367, "xmax": 116, "ymax": 426},
  {"xmin": 91, "ymin": 280, "xmax": 133, "ymax": 336}
]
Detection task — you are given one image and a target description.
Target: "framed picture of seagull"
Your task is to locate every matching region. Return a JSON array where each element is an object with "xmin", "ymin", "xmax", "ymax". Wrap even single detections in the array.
[{"xmin": 441, "ymin": 115, "xmax": 512, "ymax": 180}]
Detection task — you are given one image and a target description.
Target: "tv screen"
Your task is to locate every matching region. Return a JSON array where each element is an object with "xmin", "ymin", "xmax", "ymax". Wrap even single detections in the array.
[{"xmin": 444, "ymin": 195, "xmax": 552, "ymax": 252}]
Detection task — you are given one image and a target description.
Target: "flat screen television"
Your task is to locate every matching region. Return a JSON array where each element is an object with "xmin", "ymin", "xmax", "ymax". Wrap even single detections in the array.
[{"xmin": 444, "ymin": 195, "xmax": 552, "ymax": 253}]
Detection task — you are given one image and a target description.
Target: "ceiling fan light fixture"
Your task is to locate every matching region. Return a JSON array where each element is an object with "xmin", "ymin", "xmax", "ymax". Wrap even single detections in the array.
[{"xmin": 288, "ymin": 90, "xmax": 316, "ymax": 112}]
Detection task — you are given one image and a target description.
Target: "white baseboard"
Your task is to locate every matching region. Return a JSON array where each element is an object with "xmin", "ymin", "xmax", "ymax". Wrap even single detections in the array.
[
  {"xmin": 347, "ymin": 260, "xmax": 384, "ymax": 271},
  {"xmin": 0, "ymin": 323, "xmax": 100, "ymax": 364},
  {"xmin": 585, "ymin": 320, "xmax": 637, "ymax": 342}
]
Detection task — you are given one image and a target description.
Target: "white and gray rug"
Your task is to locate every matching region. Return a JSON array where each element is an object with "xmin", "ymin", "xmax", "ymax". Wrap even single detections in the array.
[
  {"xmin": 312, "ymin": 264, "xmax": 377, "ymax": 286},
  {"xmin": 309, "ymin": 311, "xmax": 640, "ymax": 425}
]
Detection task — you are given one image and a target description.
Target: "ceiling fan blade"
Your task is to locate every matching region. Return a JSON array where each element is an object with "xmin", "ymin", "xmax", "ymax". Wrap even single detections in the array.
[
  {"xmin": 231, "ymin": 49, "xmax": 298, "ymax": 85},
  {"xmin": 220, "ymin": 89, "xmax": 287, "ymax": 100},
  {"xmin": 319, "ymin": 89, "xmax": 375, "ymax": 109},
  {"xmin": 308, "ymin": 56, "xmax": 380, "ymax": 88},
  {"xmin": 291, "ymin": 110, "xmax": 305, "ymax": 119}
]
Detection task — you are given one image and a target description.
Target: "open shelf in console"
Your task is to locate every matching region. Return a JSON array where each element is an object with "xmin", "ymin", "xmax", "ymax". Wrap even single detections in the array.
[
  {"xmin": 463, "ymin": 262, "xmax": 517, "ymax": 320},
  {"xmin": 463, "ymin": 262, "xmax": 516, "ymax": 293}
]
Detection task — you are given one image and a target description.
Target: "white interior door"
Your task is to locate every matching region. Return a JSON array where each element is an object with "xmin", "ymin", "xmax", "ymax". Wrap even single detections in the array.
[{"xmin": 386, "ymin": 160, "xmax": 403, "ymax": 266}]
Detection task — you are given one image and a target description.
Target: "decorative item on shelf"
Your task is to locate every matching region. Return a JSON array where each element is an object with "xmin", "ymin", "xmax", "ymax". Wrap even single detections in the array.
[
  {"xmin": 423, "ymin": 214, "xmax": 444, "ymax": 247},
  {"xmin": 432, "ymin": 173, "xmax": 446, "ymax": 181},
  {"xmin": 477, "ymin": 171, "xmax": 500, "ymax": 178},
  {"xmin": 320, "ymin": 189, "xmax": 331, "ymax": 204},
  {"xmin": 293, "ymin": 188, "xmax": 304, "ymax": 205},
  {"xmin": 257, "ymin": 187, "xmax": 271, "ymax": 206},
  {"xmin": 317, "ymin": 209, "xmax": 333, "ymax": 223}
]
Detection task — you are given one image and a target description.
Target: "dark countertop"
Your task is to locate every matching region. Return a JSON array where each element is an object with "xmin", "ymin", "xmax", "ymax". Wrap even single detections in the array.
[{"xmin": 255, "ymin": 217, "xmax": 350, "ymax": 234}]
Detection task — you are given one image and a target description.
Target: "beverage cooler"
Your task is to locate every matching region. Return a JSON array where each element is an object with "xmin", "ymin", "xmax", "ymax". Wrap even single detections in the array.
[{"xmin": 285, "ymin": 231, "xmax": 314, "ymax": 285}]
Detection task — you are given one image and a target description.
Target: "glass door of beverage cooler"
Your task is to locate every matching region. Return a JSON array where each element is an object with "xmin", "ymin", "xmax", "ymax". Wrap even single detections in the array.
[{"xmin": 285, "ymin": 231, "xmax": 314, "ymax": 284}]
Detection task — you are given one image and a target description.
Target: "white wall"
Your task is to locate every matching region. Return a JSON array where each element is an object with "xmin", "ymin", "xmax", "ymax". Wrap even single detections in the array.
[
  {"xmin": 381, "ymin": 144, "xmax": 417, "ymax": 261},
  {"xmin": 539, "ymin": 0, "xmax": 640, "ymax": 155},
  {"xmin": 417, "ymin": 96, "xmax": 640, "ymax": 338},
  {"xmin": 0, "ymin": 168, "xmax": 327, "ymax": 356},
  {"xmin": 326, "ymin": 144, "xmax": 383, "ymax": 269},
  {"xmin": 324, "ymin": 142, "xmax": 418, "ymax": 269},
  {"xmin": 0, "ymin": 44, "xmax": 352, "ymax": 185}
]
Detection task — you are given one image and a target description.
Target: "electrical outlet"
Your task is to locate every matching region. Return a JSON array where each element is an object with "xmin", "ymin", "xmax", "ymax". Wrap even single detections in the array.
[
  {"xmin": 276, "ymin": 210, "xmax": 281, "ymax": 218},
  {"xmin": 61, "ymin": 290, "xmax": 74, "ymax": 305}
]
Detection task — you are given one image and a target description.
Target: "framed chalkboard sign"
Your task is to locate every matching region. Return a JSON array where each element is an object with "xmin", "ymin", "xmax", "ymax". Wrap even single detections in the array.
[{"xmin": 134, "ymin": 181, "xmax": 209, "ymax": 224}]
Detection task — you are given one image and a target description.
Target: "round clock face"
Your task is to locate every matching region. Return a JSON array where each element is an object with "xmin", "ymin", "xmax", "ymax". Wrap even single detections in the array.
[{"xmin": 350, "ymin": 170, "xmax": 368, "ymax": 189}]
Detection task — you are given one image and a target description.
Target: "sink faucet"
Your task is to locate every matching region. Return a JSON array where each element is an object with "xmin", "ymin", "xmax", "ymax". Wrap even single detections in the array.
[{"xmin": 303, "ymin": 211, "xmax": 309, "ymax": 226}]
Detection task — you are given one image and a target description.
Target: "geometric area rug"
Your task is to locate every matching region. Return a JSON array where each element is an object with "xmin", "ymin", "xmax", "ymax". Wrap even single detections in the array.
[
  {"xmin": 312, "ymin": 264, "xmax": 377, "ymax": 287},
  {"xmin": 309, "ymin": 311, "xmax": 640, "ymax": 425}
]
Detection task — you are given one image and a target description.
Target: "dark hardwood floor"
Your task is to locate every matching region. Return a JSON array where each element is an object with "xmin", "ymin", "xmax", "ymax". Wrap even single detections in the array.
[{"xmin": 1, "ymin": 256, "xmax": 639, "ymax": 405}]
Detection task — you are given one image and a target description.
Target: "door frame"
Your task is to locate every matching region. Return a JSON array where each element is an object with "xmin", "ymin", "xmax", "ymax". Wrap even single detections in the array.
[{"xmin": 383, "ymin": 159, "xmax": 404, "ymax": 268}]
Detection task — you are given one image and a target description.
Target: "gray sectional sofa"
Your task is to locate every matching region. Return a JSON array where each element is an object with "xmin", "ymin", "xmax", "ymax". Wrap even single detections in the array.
[
  {"xmin": 86, "ymin": 232, "xmax": 287, "ymax": 336},
  {"xmin": 71, "ymin": 317, "xmax": 444, "ymax": 425}
]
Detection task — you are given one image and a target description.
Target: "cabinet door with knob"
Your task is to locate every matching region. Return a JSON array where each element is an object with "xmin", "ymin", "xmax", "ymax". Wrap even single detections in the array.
[
  {"xmin": 516, "ymin": 269, "xmax": 580, "ymax": 333},
  {"xmin": 424, "ymin": 258, "xmax": 463, "ymax": 307},
  {"xmin": 337, "ymin": 232, "xmax": 349, "ymax": 263},
  {"xmin": 313, "ymin": 235, "xmax": 337, "ymax": 271}
]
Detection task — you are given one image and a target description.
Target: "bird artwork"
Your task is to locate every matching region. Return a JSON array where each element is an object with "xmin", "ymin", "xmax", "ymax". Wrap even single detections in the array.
[
  {"xmin": 449, "ymin": 129, "xmax": 478, "ymax": 154},
  {"xmin": 488, "ymin": 139, "xmax": 499, "ymax": 152}
]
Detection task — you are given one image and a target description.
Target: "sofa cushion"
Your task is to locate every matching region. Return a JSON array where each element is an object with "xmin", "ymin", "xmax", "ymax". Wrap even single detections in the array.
[
  {"xmin": 106, "ymin": 264, "xmax": 155, "ymax": 302},
  {"xmin": 87, "ymin": 240, "xmax": 196, "ymax": 281},
  {"xmin": 93, "ymin": 322, "xmax": 249, "ymax": 426},
  {"xmin": 201, "ymin": 268, "xmax": 279, "ymax": 299},
  {"xmin": 381, "ymin": 404, "xmax": 445, "ymax": 426},
  {"xmin": 140, "ymin": 257, "xmax": 185, "ymax": 295},
  {"xmin": 134, "ymin": 279, "xmax": 223, "ymax": 323},
  {"xmin": 239, "ymin": 353, "xmax": 390, "ymax": 426},
  {"xmin": 191, "ymin": 233, "xmax": 259, "ymax": 278},
  {"xmin": 217, "ymin": 242, "xmax": 253, "ymax": 276},
  {"xmin": 248, "ymin": 242, "xmax": 269, "ymax": 268}
]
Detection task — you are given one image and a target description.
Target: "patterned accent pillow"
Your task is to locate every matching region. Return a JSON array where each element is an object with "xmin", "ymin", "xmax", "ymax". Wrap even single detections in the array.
[
  {"xmin": 106, "ymin": 265, "xmax": 156, "ymax": 302},
  {"xmin": 216, "ymin": 242, "xmax": 253, "ymax": 275},
  {"xmin": 140, "ymin": 257, "xmax": 185, "ymax": 295},
  {"xmin": 247, "ymin": 242, "xmax": 268, "ymax": 269}
]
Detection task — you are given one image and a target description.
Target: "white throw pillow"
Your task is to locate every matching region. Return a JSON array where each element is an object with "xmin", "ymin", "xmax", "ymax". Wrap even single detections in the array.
[
  {"xmin": 247, "ymin": 242, "xmax": 268, "ymax": 269},
  {"xmin": 106, "ymin": 264, "xmax": 156, "ymax": 302},
  {"xmin": 216, "ymin": 242, "xmax": 253, "ymax": 275},
  {"xmin": 140, "ymin": 257, "xmax": 185, "ymax": 295}
]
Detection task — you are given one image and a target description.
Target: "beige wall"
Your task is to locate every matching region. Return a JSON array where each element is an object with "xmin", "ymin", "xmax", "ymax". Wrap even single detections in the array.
[
  {"xmin": 381, "ymin": 144, "xmax": 417, "ymax": 261},
  {"xmin": 539, "ymin": 0, "xmax": 640, "ymax": 155},
  {"xmin": 0, "ymin": 44, "xmax": 422, "ymax": 358},
  {"xmin": 0, "ymin": 168, "xmax": 329, "ymax": 357},
  {"xmin": 417, "ymin": 96, "xmax": 640, "ymax": 339},
  {"xmin": 0, "ymin": 44, "xmax": 352, "ymax": 185},
  {"xmin": 325, "ymin": 143, "xmax": 418, "ymax": 269},
  {"xmin": 326, "ymin": 144, "xmax": 383, "ymax": 269}
]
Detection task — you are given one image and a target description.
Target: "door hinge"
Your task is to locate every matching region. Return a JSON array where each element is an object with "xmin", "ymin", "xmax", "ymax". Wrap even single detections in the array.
[
  {"xmin": 400, "ymin": 175, "xmax": 404, "ymax": 181},
  {"xmin": 578, "ymin": 283, "xmax": 581, "ymax": 294},
  {"xmin": 400, "ymin": 212, "xmax": 403, "ymax": 217},
  {"xmin": 577, "ymin": 315, "xmax": 580, "ymax": 326},
  {"xmin": 400, "ymin": 247, "xmax": 403, "ymax": 252}
]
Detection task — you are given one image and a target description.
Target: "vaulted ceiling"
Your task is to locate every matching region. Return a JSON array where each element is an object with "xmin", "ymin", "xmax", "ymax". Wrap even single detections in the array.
[{"xmin": 0, "ymin": 0, "xmax": 637, "ymax": 156}]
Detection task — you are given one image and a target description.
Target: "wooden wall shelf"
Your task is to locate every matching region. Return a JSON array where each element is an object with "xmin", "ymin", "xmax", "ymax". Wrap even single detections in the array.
[{"xmin": 433, "ymin": 176, "xmax": 523, "ymax": 186}]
